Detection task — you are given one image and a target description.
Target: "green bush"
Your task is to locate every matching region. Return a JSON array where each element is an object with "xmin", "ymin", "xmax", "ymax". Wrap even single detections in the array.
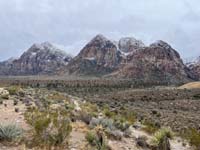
[
  {"xmin": 0, "ymin": 124, "xmax": 23, "ymax": 142},
  {"xmin": 102, "ymin": 106, "xmax": 136, "ymax": 126},
  {"xmin": 184, "ymin": 128, "xmax": 200, "ymax": 150},
  {"xmin": 102, "ymin": 105, "xmax": 115, "ymax": 118},
  {"xmin": 24, "ymin": 108, "xmax": 72, "ymax": 148},
  {"xmin": 193, "ymin": 94, "xmax": 200, "ymax": 100},
  {"xmin": 151, "ymin": 127, "xmax": 174, "ymax": 146},
  {"xmin": 85, "ymin": 131, "xmax": 96, "ymax": 145},
  {"xmin": 6, "ymin": 86, "xmax": 21, "ymax": 95},
  {"xmin": 142, "ymin": 120, "xmax": 160, "ymax": 134},
  {"xmin": 81, "ymin": 102, "xmax": 98, "ymax": 116}
]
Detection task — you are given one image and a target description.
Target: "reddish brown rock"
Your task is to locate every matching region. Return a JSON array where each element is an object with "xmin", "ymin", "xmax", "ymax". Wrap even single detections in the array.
[
  {"xmin": 187, "ymin": 57, "xmax": 200, "ymax": 80},
  {"xmin": 66, "ymin": 34, "xmax": 121, "ymax": 75},
  {"xmin": 109, "ymin": 41, "xmax": 192, "ymax": 84},
  {"xmin": 0, "ymin": 42, "xmax": 72, "ymax": 75}
]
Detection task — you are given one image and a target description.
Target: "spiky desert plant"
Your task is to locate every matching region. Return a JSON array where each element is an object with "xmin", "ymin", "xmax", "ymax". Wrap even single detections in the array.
[
  {"xmin": 0, "ymin": 124, "xmax": 23, "ymax": 142},
  {"xmin": 94, "ymin": 125, "xmax": 108, "ymax": 150},
  {"xmin": 151, "ymin": 127, "xmax": 174, "ymax": 146},
  {"xmin": 24, "ymin": 108, "xmax": 72, "ymax": 148},
  {"xmin": 89, "ymin": 118, "xmax": 115, "ymax": 131}
]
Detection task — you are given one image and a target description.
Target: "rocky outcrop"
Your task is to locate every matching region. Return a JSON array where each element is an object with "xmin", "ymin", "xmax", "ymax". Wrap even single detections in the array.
[
  {"xmin": 109, "ymin": 40, "xmax": 192, "ymax": 84},
  {"xmin": 66, "ymin": 34, "xmax": 121, "ymax": 76},
  {"xmin": 118, "ymin": 37, "xmax": 145, "ymax": 53},
  {"xmin": 187, "ymin": 56, "xmax": 200, "ymax": 80},
  {"xmin": 0, "ymin": 88, "xmax": 9, "ymax": 98},
  {"xmin": 0, "ymin": 42, "xmax": 72, "ymax": 75}
]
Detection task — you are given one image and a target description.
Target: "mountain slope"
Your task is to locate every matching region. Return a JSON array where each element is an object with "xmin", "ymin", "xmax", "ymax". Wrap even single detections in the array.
[
  {"xmin": 108, "ymin": 40, "xmax": 192, "ymax": 84},
  {"xmin": 0, "ymin": 42, "xmax": 72, "ymax": 75},
  {"xmin": 66, "ymin": 34, "xmax": 121, "ymax": 76},
  {"xmin": 186, "ymin": 56, "xmax": 200, "ymax": 80},
  {"xmin": 118, "ymin": 37, "xmax": 145, "ymax": 53}
]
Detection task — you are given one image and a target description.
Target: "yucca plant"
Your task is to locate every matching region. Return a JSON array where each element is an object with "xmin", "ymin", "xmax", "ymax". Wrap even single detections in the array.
[
  {"xmin": 94, "ymin": 126, "xmax": 108, "ymax": 150},
  {"xmin": 0, "ymin": 124, "xmax": 23, "ymax": 142},
  {"xmin": 151, "ymin": 127, "xmax": 174, "ymax": 146},
  {"xmin": 85, "ymin": 126, "xmax": 108, "ymax": 150}
]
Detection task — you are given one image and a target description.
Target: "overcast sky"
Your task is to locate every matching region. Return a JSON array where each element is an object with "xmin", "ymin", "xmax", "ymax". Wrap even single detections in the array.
[{"xmin": 0, "ymin": 0, "xmax": 199, "ymax": 61}]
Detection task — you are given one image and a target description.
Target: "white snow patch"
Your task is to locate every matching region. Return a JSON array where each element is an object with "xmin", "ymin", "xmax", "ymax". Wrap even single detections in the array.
[
  {"xmin": 84, "ymin": 57, "xmax": 96, "ymax": 61},
  {"xmin": 31, "ymin": 52, "xmax": 37, "ymax": 56},
  {"xmin": 119, "ymin": 50, "xmax": 132, "ymax": 59}
]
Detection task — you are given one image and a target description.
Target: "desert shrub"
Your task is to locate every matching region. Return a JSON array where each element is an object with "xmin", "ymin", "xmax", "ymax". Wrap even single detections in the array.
[
  {"xmin": 78, "ymin": 111, "xmax": 93, "ymax": 125},
  {"xmin": 18, "ymin": 90, "xmax": 25, "ymax": 97},
  {"xmin": 0, "ymin": 99, "xmax": 3, "ymax": 104},
  {"xmin": 81, "ymin": 102, "xmax": 98, "ymax": 116},
  {"xmin": 47, "ymin": 92, "xmax": 67, "ymax": 101},
  {"xmin": 119, "ymin": 110, "xmax": 136, "ymax": 125},
  {"xmin": 39, "ymin": 97, "xmax": 52, "ymax": 109},
  {"xmin": 85, "ymin": 131, "xmax": 96, "ymax": 145},
  {"xmin": 13, "ymin": 99, "xmax": 18, "ymax": 106},
  {"xmin": 6, "ymin": 86, "xmax": 21, "ymax": 95},
  {"xmin": 151, "ymin": 127, "xmax": 174, "ymax": 146},
  {"xmin": 184, "ymin": 128, "xmax": 200, "ymax": 150},
  {"xmin": 0, "ymin": 124, "xmax": 23, "ymax": 142},
  {"xmin": 65, "ymin": 103, "xmax": 75, "ymax": 111},
  {"xmin": 193, "ymin": 94, "xmax": 200, "ymax": 100},
  {"xmin": 24, "ymin": 108, "xmax": 72, "ymax": 148},
  {"xmin": 114, "ymin": 119, "xmax": 130, "ymax": 131},
  {"xmin": 76, "ymin": 102, "xmax": 99, "ymax": 124},
  {"xmin": 142, "ymin": 120, "xmax": 160, "ymax": 134},
  {"xmin": 90, "ymin": 118, "xmax": 126, "ymax": 141},
  {"xmin": 103, "ymin": 106, "xmax": 136, "ymax": 126},
  {"xmin": 86, "ymin": 126, "xmax": 108, "ymax": 150},
  {"xmin": 136, "ymin": 136, "xmax": 149, "ymax": 148},
  {"xmin": 89, "ymin": 118, "xmax": 115, "ymax": 131},
  {"xmin": 106, "ymin": 129, "xmax": 123, "ymax": 140},
  {"xmin": 102, "ymin": 107, "xmax": 135, "ymax": 132},
  {"xmin": 102, "ymin": 105, "xmax": 116, "ymax": 118}
]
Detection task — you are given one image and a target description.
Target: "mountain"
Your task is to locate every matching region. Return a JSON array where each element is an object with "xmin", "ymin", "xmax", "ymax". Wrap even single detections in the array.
[
  {"xmin": 186, "ymin": 56, "xmax": 200, "ymax": 80},
  {"xmin": 108, "ymin": 40, "xmax": 193, "ymax": 84},
  {"xmin": 65, "ymin": 35, "xmax": 193, "ymax": 84},
  {"xmin": 0, "ymin": 35, "xmax": 197, "ymax": 85},
  {"xmin": 118, "ymin": 37, "xmax": 145, "ymax": 53},
  {"xmin": 65, "ymin": 34, "xmax": 122, "ymax": 76},
  {"xmin": 0, "ymin": 42, "xmax": 72, "ymax": 75}
]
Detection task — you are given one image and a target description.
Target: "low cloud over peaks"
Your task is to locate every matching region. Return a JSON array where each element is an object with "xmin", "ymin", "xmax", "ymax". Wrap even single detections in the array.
[{"xmin": 0, "ymin": 0, "xmax": 199, "ymax": 61}]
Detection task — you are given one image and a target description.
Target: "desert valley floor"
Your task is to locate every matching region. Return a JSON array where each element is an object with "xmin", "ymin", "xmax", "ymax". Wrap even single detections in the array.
[{"xmin": 0, "ymin": 78, "xmax": 200, "ymax": 150}]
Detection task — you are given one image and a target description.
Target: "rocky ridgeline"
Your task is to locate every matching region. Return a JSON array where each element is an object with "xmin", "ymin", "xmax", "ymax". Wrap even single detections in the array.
[
  {"xmin": 0, "ymin": 35, "xmax": 199, "ymax": 84},
  {"xmin": 65, "ymin": 35, "xmax": 195, "ymax": 84},
  {"xmin": 109, "ymin": 40, "xmax": 192, "ymax": 84},
  {"xmin": 186, "ymin": 56, "xmax": 200, "ymax": 80},
  {"xmin": 0, "ymin": 42, "xmax": 72, "ymax": 75}
]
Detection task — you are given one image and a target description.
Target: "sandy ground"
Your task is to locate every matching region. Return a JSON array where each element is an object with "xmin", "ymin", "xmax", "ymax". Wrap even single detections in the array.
[
  {"xmin": 179, "ymin": 81, "xmax": 200, "ymax": 89},
  {"xmin": 0, "ymin": 99, "xmax": 29, "ymax": 130}
]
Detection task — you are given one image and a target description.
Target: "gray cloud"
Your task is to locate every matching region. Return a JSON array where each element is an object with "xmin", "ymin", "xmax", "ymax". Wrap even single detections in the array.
[{"xmin": 0, "ymin": 0, "xmax": 199, "ymax": 61}]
